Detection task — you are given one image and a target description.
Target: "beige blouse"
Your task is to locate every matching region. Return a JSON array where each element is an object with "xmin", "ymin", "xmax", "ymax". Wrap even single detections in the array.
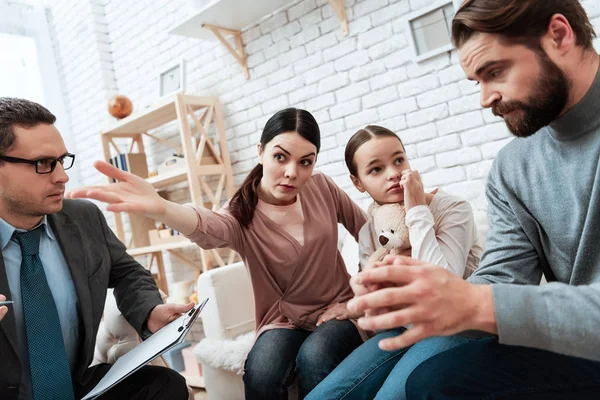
[
  {"xmin": 256, "ymin": 195, "xmax": 304, "ymax": 246},
  {"xmin": 185, "ymin": 172, "xmax": 370, "ymax": 340}
]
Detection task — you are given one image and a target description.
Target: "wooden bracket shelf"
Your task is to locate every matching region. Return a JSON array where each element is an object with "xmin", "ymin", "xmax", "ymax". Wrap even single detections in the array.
[
  {"xmin": 168, "ymin": 0, "xmax": 349, "ymax": 78},
  {"xmin": 329, "ymin": 0, "xmax": 349, "ymax": 36},
  {"xmin": 146, "ymin": 167, "xmax": 188, "ymax": 188},
  {"xmin": 203, "ymin": 24, "xmax": 249, "ymax": 79}
]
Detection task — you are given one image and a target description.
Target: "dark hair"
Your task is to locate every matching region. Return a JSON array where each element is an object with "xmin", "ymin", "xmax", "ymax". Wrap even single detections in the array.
[
  {"xmin": 0, "ymin": 97, "xmax": 56, "ymax": 155},
  {"xmin": 344, "ymin": 125, "xmax": 405, "ymax": 177},
  {"xmin": 452, "ymin": 0, "xmax": 596, "ymax": 50},
  {"xmin": 229, "ymin": 108, "xmax": 320, "ymax": 228}
]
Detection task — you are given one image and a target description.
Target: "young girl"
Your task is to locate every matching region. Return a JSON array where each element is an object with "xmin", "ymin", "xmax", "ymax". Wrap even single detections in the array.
[
  {"xmin": 68, "ymin": 109, "xmax": 370, "ymax": 399},
  {"xmin": 307, "ymin": 125, "xmax": 483, "ymax": 400}
]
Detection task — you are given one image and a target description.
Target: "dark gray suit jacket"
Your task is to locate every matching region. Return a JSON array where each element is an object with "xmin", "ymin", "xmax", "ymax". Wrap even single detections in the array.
[{"xmin": 0, "ymin": 199, "xmax": 163, "ymax": 400}]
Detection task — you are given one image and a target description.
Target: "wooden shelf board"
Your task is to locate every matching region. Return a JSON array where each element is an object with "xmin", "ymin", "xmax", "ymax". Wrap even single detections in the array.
[
  {"xmin": 168, "ymin": 0, "xmax": 295, "ymax": 40},
  {"xmin": 182, "ymin": 94, "xmax": 217, "ymax": 107},
  {"xmin": 127, "ymin": 237, "xmax": 195, "ymax": 256},
  {"xmin": 145, "ymin": 165, "xmax": 225, "ymax": 188},
  {"xmin": 197, "ymin": 164, "xmax": 225, "ymax": 175},
  {"xmin": 102, "ymin": 94, "xmax": 215, "ymax": 135},
  {"xmin": 147, "ymin": 167, "xmax": 189, "ymax": 188},
  {"xmin": 180, "ymin": 372, "xmax": 205, "ymax": 388}
]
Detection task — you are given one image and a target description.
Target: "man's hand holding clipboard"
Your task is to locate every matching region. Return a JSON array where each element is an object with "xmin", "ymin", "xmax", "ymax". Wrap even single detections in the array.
[{"xmin": 82, "ymin": 298, "xmax": 209, "ymax": 400}]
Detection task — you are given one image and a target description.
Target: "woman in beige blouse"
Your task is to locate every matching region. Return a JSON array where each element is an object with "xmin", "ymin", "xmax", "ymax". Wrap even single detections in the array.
[{"xmin": 68, "ymin": 108, "xmax": 371, "ymax": 399}]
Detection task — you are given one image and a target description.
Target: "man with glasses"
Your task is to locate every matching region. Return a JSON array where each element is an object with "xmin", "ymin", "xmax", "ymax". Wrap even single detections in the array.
[{"xmin": 0, "ymin": 97, "xmax": 190, "ymax": 400}]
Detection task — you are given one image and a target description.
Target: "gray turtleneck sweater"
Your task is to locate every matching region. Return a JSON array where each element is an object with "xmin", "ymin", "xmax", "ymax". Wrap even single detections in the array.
[{"xmin": 468, "ymin": 68, "xmax": 600, "ymax": 361}]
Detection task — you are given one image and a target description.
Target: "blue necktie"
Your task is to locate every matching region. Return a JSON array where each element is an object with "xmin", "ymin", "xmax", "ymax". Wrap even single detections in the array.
[{"xmin": 15, "ymin": 226, "xmax": 75, "ymax": 400}]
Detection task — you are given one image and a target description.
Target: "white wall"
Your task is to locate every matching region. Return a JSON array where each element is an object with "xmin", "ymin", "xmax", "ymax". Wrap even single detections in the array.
[
  {"xmin": 0, "ymin": 0, "xmax": 80, "ymax": 188},
  {"xmin": 44, "ymin": 0, "xmax": 600, "ymax": 286}
]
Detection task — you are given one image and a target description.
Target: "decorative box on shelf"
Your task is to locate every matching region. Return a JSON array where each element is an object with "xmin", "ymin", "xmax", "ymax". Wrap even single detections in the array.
[
  {"xmin": 158, "ymin": 153, "xmax": 186, "ymax": 175},
  {"xmin": 108, "ymin": 152, "xmax": 149, "ymax": 179}
]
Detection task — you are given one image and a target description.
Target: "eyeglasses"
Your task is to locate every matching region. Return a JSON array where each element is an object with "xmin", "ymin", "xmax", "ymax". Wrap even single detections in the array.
[{"xmin": 0, "ymin": 153, "xmax": 75, "ymax": 174}]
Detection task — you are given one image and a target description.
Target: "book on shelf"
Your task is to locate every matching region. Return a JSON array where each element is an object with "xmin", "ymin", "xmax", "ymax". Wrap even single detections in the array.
[{"xmin": 108, "ymin": 153, "xmax": 149, "ymax": 182}]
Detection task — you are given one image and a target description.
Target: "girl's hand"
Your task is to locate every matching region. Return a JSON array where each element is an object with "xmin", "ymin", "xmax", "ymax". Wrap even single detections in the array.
[
  {"xmin": 66, "ymin": 160, "xmax": 167, "ymax": 220},
  {"xmin": 400, "ymin": 169, "xmax": 426, "ymax": 211},
  {"xmin": 316, "ymin": 302, "xmax": 364, "ymax": 326}
]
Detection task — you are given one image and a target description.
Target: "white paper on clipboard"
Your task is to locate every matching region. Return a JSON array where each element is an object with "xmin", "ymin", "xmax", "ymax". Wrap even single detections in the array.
[{"xmin": 82, "ymin": 298, "xmax": 208, "ymax": 400}]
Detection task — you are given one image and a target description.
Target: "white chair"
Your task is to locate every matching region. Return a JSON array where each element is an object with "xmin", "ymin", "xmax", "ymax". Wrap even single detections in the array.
[
  {"xmin": 194, "ymin": 262, "xmax": 255, "ymax": 400},
  {"xmin": 194, "ymin": 211, "xmax": 489, "ymax": 400},
  {"xmin": 93, "ymin": 288, "xmax": 168, "ymax": 367},
  {"xmin": 93, "ymin": 289, "xmax": 194, "ymax": 399}
]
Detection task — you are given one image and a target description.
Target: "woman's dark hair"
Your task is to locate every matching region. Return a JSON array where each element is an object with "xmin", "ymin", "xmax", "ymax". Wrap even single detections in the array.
[
  {"xmin": 344, "ymin": 125, "xmax": 405, "ymax": 177},
  {"xmin": 229, "ymin": 108, "xmax": 320, "ymax": 228}
]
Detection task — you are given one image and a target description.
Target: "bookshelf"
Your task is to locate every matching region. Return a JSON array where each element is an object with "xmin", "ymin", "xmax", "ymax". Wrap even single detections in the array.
[{"xmin": 101, "ymin": 93, "xmax": 238, "ymax": 294}]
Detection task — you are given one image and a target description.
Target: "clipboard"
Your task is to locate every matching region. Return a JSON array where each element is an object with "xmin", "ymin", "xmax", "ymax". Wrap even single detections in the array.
[{"xmin": 82, "ymin": 298, "xmax": 208, "ymax": 400}]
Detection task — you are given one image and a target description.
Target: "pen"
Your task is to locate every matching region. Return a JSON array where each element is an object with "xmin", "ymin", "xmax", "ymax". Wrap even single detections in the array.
[{"xmin": 0, "ymin": 301, "xmax": 14, "ymax": 306}]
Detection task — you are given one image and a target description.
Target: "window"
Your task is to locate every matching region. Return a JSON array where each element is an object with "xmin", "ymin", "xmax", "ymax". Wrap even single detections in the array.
[
  {"xmin": 0, "ymin": 33, "xmax": 46, "ymax": 102},
  {"xmin": 405, "ymin": 0, "xmax": 460, "ymax": 62},
  {"xmin": 0, "ymin": 2, "xmax": 80, "ymax": 189}
]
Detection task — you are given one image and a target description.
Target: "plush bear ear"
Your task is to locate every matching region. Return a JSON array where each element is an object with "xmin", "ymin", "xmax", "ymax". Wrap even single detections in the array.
[{"xmin": 367, "ymin": 202, "xmax": 380, "ymax": 219}]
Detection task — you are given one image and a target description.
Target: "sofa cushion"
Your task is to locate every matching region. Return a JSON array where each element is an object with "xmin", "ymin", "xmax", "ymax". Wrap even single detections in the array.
[
  {"xmin": 197, "ymin": 262, "xmax": 256, "ymax": 340},
  {"xmin": 194, "ymin": 332, "xmax": 254, "ymax": 374}
]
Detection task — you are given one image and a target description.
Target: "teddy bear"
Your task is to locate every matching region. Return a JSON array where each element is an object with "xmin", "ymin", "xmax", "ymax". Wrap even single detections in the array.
[{"xmin": 366, "ymin": 202, "xmax": 411, "ymax": 268}]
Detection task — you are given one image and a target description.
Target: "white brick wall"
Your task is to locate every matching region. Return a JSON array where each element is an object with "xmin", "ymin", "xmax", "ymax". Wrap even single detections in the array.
[{"xmin": 45, "ymin": 0, "xmax": 600, "ymax": 292}]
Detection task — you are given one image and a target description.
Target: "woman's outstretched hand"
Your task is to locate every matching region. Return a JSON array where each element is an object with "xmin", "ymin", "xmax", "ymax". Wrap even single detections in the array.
[{"xmin": 66, "ymin": 160, "xmax": 167, "ymax": 220}]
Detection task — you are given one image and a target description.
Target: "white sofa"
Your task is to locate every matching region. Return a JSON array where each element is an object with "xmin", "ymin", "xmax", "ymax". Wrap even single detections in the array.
[
  {"xmin": 93, "ymin": 288, "xmax": 168, "ymax": 367},
  {"xmin": 193, "ymin": 211, "xmax": 489, "ymax": 400}
]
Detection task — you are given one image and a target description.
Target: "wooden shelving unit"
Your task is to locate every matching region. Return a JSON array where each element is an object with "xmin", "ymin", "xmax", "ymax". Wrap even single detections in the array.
[
  {"xmin": 168, "ymin": 0, "xmax": 349, "ymax": 79},
  {"xmin": 101, "ymin": 93, "xmax": 238, "ymax": 294},
  {"xmin": 127, "ymin": 237, "xmax": 195, "ymax": 257}
]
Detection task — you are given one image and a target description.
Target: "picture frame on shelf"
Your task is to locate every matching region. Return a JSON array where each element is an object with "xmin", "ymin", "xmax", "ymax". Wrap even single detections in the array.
[{"xmin": 158, "ymin": 59, "xmax": 186, "ymax": 98}]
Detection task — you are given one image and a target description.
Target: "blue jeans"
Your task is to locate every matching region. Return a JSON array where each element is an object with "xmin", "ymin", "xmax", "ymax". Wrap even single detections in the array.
[
  {"xmin": 406, "ymin": 336, "xmax": 600, "ymax": 399},
  {"xmin": 243, "ymin": 319, "xmax": 363, "ymax": 400},
  {"xmin": 306, "ymin": 328, "xmax": 470, "ymax": 400}
]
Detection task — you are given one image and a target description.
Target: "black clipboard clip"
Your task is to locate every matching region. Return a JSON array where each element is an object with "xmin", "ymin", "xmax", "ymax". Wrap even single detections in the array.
[{"xmin": 178, "ymin": 298, "xmax": 208, "ymax": 333}]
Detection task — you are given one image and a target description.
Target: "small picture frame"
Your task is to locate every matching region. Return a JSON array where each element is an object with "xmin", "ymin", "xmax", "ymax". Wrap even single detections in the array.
[
  {"xmin": 158, "ymin": 59, "xmax": 186, "ymax": 98},
  {"xmin": 404, "ymin": 0, "xmax": 462, "ymax": 63}
]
